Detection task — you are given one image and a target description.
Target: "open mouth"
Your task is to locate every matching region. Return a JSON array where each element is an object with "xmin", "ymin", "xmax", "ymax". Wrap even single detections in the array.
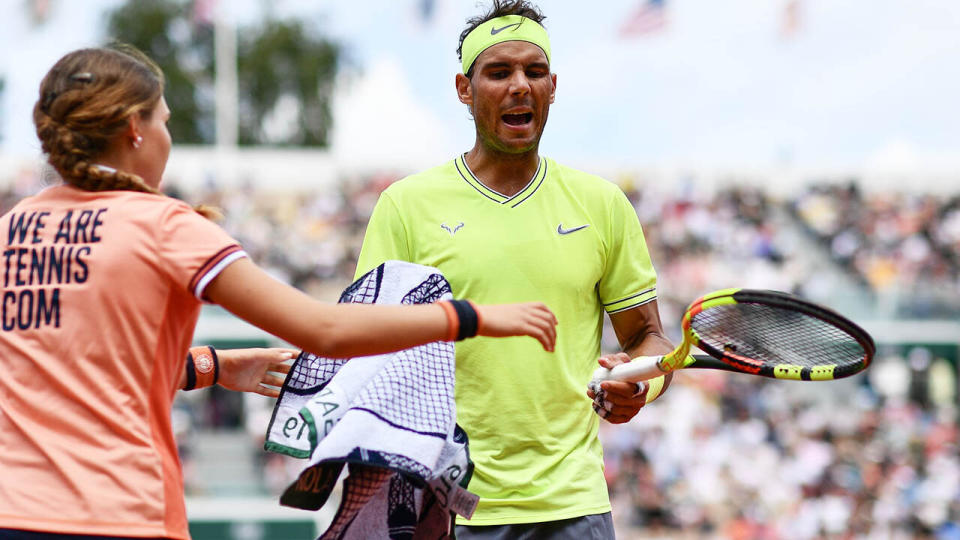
[{"xmin": 502, "ymin": 112, "xmax": 533, "ymax": 126}]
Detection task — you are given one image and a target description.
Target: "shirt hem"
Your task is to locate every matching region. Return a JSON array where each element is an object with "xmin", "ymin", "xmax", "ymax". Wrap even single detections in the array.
[
  {"xmin": 0, "ymin": 516, "xmax": 186, "ymax": 540},
  {"xmin": 605, "ymin": 294, "xmax": 657, "ymax": 314},
  {"xmin": 455, "ymin": 504, "xmax": 613, "ymax": 526}
]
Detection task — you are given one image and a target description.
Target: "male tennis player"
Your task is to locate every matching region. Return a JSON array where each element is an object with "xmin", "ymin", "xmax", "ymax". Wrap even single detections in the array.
[{"xmin": 355, "ymin": 1, "xmax": 675, "ymax": 537}]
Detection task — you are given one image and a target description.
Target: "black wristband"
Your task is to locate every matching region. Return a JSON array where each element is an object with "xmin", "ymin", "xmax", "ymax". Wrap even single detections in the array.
[
  {"xmin": 209, "ymin": 346, "xmax": 220, "ymax": 386},
  {"xmin": 184, "ymin": 352, "xmax": 197, "ymax": 391},
  {"xmin": 450, "ymin": 299, "xmax": 479, "ymax": 341}
]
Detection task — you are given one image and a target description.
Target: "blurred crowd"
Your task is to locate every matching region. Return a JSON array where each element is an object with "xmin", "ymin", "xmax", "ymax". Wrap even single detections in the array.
[
  {"xmin": 166, "ymin": 171, "xmax": 399, "ymax": 302},
  {"xmin": 1, "ymin": 166, "xmax": 958, "ymax": 538},
  {"xmin": 792, "ymin": 184, "xmax": 960, "ymax": 318},
  {"xmin": 617, "ymin": 178, "xmax": 815, "ymax": 330},
  {"xmin": 601, "ymin": 359, "xmax": 959, "ymax": 540}
]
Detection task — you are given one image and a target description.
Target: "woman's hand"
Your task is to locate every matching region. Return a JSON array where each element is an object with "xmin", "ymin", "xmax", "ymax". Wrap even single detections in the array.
[
  {"xmin": 216, "ymin": 348, "xmax": 297, "ymax": 398},
  {"xmin": 475, "ymin": 302, "xmax": 558, "ymax": 352}
]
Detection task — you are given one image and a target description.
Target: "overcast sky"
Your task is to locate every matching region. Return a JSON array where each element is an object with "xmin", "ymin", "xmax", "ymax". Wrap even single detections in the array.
[{"xmin": 1, "ymin": 0, "xmax": 958, "ymax": 174}]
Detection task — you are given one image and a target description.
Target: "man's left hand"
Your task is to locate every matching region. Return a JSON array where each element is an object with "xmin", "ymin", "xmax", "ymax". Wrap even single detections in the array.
[{"xmin": 586, "ymin": 352, "xmax": 648, "ymax": 424}]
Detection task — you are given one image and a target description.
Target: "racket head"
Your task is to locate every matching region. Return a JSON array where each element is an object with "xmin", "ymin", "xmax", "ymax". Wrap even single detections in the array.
[{"xmin": 680, "ymin": 288, "xmax": 875, "ymax": 380}]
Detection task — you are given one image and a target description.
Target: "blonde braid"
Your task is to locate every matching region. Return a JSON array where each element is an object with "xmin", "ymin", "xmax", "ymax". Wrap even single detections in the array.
[
  {"xmin": 193, "ymin": 204, "xmax": 223, "ymax": 221},
  {"xmin": 35, "ymin": 107, "xmax": 161, "ymax": 196},
  {"xmin": 77, "ymin": 163, "xmax": 161, "ymax": 195}
]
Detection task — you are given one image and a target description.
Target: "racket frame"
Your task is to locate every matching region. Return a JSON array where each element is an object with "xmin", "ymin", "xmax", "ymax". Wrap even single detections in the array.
[{"xmin": 596, "ymin": 288, "xmax": 875, "ymax": 383}]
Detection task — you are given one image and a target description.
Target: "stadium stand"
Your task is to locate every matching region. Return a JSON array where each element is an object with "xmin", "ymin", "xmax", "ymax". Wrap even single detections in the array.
[{"xmin": 2, "ymin": 164, "xmax": 956, "ymax": 539}]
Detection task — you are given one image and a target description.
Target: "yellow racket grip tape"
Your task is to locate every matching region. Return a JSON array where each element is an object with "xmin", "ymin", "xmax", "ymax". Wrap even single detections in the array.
[{"xmin": 643, "ymin": 374, "xmax": 666, "ymax": 405}]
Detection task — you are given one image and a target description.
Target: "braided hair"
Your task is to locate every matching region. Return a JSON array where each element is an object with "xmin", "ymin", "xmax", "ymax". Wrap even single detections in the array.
[{"xmin": 33, "ymin": 45, "xmax": 219, "ymax": 219}]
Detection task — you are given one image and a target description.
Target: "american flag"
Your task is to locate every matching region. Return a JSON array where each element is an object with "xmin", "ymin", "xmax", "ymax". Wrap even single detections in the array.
[
  {"xmin": 29, "ymin": 0, "xmax": 51, "ymax": 26},
  {"xmin": 620, "ymin": 0, "xmax": 668, "ymax": 37},
  {"xmin": 419, "ymin": 0, "xmax": 436, "ymax": 23}
]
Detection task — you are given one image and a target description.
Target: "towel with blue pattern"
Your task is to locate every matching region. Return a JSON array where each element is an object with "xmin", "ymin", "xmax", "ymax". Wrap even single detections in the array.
[{"xmin": 264, "ymin": 260, "xmax": 478, "ymax": 540}]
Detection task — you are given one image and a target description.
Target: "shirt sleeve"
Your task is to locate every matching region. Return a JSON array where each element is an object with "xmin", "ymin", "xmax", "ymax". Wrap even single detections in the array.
[
  {"xmin": 355, "ymin": 191, "xmax": 411, "ymax": 279},
  {"xmin": 598, "ymin": 189, "xmax": 658, "ymax": 313},
  {"xmin": 156, "ymin": 202, "xmax": 247, "ymax": 300}
]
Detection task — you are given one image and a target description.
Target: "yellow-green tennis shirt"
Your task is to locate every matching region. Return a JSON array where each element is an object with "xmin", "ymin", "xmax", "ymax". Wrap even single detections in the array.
[{"xmin": 355, "ymin": 155, "xmax": 658, "ymax": 525}]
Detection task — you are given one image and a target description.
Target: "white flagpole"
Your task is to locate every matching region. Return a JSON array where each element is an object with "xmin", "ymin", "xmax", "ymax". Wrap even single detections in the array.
[{"xmin": 214, "ymin": 2, "xmax": 238, "ymax": 183}]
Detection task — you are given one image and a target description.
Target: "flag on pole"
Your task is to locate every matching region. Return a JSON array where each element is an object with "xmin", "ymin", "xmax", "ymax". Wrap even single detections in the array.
[
  {"xmin": 620, "ymin": 0, "xmax": 668, "ymax": 38},
  {"xmin": 780, "ymin": 0, "xmax": 802, "ymax": 39},
  {"xmin": 193, "ymin": 0, "xmax": 216, "ymax": 26},
  {"xmin": 30, "ymin": 0, "xmax": 51, "ymax": 26},
  {"xmin": 418, "ymin": 0, "xmax": 436, "ymax": 23}
]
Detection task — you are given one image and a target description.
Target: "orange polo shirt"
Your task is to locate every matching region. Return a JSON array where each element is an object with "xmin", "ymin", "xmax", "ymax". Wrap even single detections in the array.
[{"xmin": 0, "ymin": 185, "xmax": 246, "ymax": 539}]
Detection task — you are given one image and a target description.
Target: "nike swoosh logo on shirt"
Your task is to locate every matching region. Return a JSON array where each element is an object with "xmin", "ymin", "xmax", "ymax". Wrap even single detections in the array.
[
  {"xmin": 490, "ymin": 23, "xmax": 522, "ymax": 35},
  {"xmin": 557, "ymin": 224, "xmax": 590, "ymax": 235}
]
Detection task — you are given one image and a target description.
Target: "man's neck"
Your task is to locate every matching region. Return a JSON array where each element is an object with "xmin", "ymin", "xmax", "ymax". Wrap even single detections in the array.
[{"xmin": 463, "ymin": 144, "xmax": 540, "ymax": 197}]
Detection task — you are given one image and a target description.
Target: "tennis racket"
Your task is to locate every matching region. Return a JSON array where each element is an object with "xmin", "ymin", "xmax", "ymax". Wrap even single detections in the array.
[{"xmin": 592, "ymin": 288, "xmax": 874, "ymax": 385}]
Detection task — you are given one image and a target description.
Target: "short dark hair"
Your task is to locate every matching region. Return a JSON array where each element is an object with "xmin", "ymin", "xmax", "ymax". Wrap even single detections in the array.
[{"xmin": 457, "ymin": 0, "xmax": 547, "ymax": 77}]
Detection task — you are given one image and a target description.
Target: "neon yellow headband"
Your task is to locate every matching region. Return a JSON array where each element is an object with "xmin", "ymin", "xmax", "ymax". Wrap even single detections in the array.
[{"xmin": 461, "ymin": 15, "xmax": 551, "ymax": 74}]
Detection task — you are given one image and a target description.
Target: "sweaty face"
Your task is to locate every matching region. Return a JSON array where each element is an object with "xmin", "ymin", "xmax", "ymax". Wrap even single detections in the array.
[
  {"xmin": 135, "ymin": 96, "xmax": 172, "ymax": 189},
  {"xmin": 463, "ymin": 41, "xmax": 556, "ymax": 155}
]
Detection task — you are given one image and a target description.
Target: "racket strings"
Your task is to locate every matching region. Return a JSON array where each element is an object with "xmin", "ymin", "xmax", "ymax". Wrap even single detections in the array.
[{"xmin": 692, "ymin": 303, "xmax": 867, "ymax": 369}]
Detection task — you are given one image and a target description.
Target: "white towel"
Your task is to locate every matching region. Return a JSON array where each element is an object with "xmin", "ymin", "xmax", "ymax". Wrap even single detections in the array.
[{"xmin": 264, "ymin": 261, "xmax": 479, "ymax": 539}]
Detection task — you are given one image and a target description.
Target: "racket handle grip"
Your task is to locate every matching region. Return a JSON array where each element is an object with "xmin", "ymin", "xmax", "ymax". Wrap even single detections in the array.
[{"xmin": 591, "ymin": 355, "xmax": 666, "ymax": 384}]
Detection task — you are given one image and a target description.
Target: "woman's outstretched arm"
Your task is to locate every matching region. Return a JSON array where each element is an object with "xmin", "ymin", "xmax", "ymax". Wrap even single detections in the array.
[{"xmin": 204, "ymin": 258, "xmax": 557, "ymax": 359}]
